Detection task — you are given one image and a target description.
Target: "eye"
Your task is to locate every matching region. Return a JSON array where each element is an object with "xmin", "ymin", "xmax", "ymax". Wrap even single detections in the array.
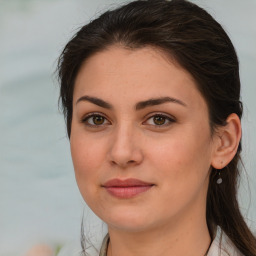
[
  {"xmin": 81, "ymin": 113, "xmax": 110, "ymax": 127},
  {"xmin": 144, "ymin": 114, "xmax": 175, "ymax": 127}
]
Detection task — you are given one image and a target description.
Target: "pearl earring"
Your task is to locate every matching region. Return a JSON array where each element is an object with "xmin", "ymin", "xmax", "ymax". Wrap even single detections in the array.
[
  {"xmin": 217, "ymin": 171, "xmax": 223, "ymax": 184},
  {"xmin": 217, "ymin": 161, "xmax": 223, "ymax": 184}
]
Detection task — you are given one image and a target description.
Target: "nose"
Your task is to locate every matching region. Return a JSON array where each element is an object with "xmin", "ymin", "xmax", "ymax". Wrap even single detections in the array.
[{"xmin": 107, "ymin": 124, "xmax": 143, "ymax": 168}]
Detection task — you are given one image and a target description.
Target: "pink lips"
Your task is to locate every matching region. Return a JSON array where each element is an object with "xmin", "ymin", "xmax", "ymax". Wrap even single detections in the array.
[{"xmin": 102, "ymin": 178, "xmax": 154, "ymax": 199}]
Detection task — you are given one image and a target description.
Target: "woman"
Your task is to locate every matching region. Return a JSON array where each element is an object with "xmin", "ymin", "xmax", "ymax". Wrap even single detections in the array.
[{"xmin": 57, "ymin": 0, "xmax": 256, "ymax": 255}]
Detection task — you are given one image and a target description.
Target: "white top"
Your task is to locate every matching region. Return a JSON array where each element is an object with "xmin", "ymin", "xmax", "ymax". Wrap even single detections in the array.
[
  {"xmin": 57, "ymin": 226, "xmax": 244, "ymax": 256},
  {"xmin": 207, "ymin": 226, "xmax": 243, "ymax": 256}
]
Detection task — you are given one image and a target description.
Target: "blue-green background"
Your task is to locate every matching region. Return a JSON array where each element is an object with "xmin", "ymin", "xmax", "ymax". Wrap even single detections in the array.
[{"xmin": 1, "ymin": 0, "xmax": 256, "ymax": 255}]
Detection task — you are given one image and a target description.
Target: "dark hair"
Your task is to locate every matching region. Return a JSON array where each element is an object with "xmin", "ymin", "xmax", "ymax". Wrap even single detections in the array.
[{"xmin": 57, "ymin": 0, "xmax": 256, "ymax": 255}]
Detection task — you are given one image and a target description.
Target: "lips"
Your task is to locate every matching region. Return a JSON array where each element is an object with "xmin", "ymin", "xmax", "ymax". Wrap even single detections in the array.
[{"xmin": 102, "ymin": 178, "xmax": 154, "ymax": 199}]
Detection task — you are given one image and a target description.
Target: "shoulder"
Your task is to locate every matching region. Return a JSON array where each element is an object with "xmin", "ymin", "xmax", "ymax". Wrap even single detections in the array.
[
  {"xmin": 57, "ymin": 239, "xmax": 103, "ymax": 256},
  {"xmin": 207, "ymin": 226, "xmax": 244, "ymax": 256},
  {"xmin": 57, "ymin": 241, "xmax": 81, "ymax": 256}
]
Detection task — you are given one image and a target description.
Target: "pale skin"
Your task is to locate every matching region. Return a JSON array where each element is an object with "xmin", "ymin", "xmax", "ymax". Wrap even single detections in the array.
[{"xmin": 70, "ymin": 46, "xmax": 241, "ymax": 256}]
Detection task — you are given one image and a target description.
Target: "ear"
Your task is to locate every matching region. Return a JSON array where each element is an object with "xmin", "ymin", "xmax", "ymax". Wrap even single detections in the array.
[{"xmin": 211, "ymin": 113, "xmax": 242, "ymax": 169}]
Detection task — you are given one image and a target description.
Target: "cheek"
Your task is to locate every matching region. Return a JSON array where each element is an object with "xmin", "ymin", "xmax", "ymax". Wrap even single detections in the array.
[
  {"xmin": 146, "ymin": 127, "xmax": 212, "ymax": 184},
  {"xmin": 145, "ymin": 132, "xmax": 212, "ymax": 216},
  {"xmin": 71, "ymin": 131, "xmax": 106, "ymax": 170},
  {"xmin": 70, "ymin": 135, "xmax": 106, "ymax": 195}
]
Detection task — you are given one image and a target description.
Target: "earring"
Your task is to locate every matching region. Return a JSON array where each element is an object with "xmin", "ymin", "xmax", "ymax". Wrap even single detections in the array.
[{"xmin": 217, "ymin": 171, "xmax": 222, "ymax": 184}]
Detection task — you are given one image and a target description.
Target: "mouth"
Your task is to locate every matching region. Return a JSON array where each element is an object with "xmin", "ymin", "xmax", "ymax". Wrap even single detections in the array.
[{"xmin": 102, "ymin": 178, "xmax": 154, "ymax": 199}]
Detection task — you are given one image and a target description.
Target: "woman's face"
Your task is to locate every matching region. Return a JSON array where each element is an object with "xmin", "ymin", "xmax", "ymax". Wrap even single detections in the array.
[{"xmin": 70, "ymin": 46, "xmax": 218, "ymax": 232}]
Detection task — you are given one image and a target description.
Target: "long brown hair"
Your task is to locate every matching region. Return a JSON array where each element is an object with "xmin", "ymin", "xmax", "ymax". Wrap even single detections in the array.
[{"xmin": 57, "ymin": 0, "xmax": 256, "ymax": 255}]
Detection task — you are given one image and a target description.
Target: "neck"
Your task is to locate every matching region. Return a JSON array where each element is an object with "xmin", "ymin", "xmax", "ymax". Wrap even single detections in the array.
[{"xmin": 107, "ymin": 209, "xmax": 211, "ymax": 256}]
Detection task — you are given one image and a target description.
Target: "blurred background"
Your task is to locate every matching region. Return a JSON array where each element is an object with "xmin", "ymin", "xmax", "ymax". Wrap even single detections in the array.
[{"xmin": 0, "ymin": 0, "xmax": 256, "ymax": 255}]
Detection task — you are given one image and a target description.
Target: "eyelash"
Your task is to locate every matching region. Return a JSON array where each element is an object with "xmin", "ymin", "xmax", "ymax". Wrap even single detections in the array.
[{"xmin": 81, "ymin": 112, "xmax": 176, "ymax": 128}]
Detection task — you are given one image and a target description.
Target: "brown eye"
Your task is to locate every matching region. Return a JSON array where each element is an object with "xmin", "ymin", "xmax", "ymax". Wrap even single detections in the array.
[
  {"xmin": 153, "ymin": 116, "xmax": 166, "ymax": 125},
  {"xmin": 93, "ymin": 115, "xmax": 105, "ymax": 125},
  {"xmin": 144, "ymin": 114, "xmax": 175, "ymax": 127},
  {"xmin": 82, "ymin": 114, "xmax": 110, "ymax": 127}
]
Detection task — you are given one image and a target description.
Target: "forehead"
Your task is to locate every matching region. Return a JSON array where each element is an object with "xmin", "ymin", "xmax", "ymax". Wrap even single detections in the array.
[{"xmin": 73, "ymin": 46, "xmax": 205, "ymax": 110}]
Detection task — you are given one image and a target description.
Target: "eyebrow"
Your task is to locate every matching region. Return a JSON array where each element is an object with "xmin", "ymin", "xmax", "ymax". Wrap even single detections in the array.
[
  {"xmin": 76, "ymin": 95, "xmax": 112, "ymax": 109},
  {"xmin": 135, "ymin": 96, "xmax": 187, "ymax": 110},
  {"xmin": 76, "ymin": 95, "xmax": 187, "ymax": 110}
]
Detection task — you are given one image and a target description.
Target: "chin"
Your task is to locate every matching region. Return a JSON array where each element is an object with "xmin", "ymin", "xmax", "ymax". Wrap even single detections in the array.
[{"xmin": 101, "ymin": 208, "xmax": 158, "ymax": 232}]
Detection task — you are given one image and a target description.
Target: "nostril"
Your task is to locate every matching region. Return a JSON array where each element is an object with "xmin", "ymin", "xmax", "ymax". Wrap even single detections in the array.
[{"xmin": 110, "ymin": 159, "xmax": 138, "ymax": 168}]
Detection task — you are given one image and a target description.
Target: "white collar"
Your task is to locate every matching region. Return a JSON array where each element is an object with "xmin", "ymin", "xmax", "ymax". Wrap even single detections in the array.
[{"xmin": 207, "ymin": 226, "xmax": 243, "ymax": 256}]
